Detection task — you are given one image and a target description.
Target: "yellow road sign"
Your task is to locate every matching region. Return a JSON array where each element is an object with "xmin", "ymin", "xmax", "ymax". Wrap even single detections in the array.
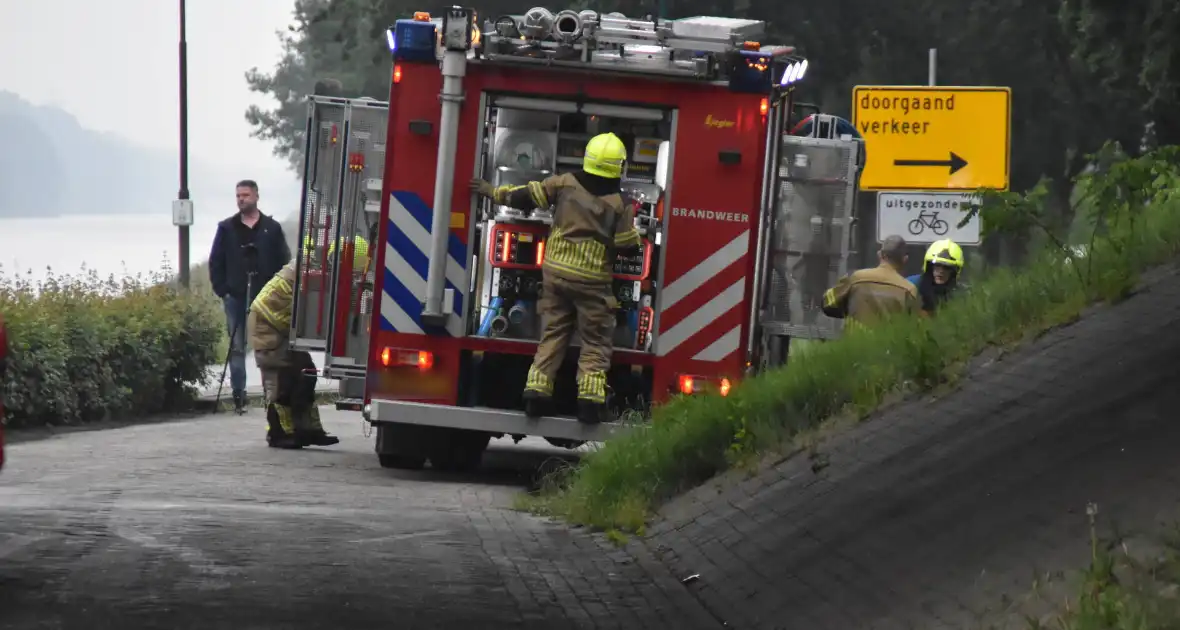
[{"xmin": 852, "ymin": 86, "xmax": 1011, "ymax": 191}]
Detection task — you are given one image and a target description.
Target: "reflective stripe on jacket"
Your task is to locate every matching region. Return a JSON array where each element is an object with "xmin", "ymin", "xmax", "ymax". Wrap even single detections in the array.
[
  {"xmin": 494, "ymin": 173, "xmax": 639, "ymax": 284},
  {"xmin": 251, "ymin": 260, "xmax": 297, "ymax": 332}
]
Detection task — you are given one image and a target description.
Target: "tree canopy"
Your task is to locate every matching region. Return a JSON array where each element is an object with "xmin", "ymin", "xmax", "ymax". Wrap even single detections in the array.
[{"xmin": 245, "ymin": 0, "xmax": 1179, "ymax": 221}]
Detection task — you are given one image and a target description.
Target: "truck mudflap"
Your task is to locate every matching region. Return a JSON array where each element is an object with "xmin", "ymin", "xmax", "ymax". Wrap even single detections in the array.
[{"xmin": 366, "ymin": 399, "xmax": 629, "ymax": 443}]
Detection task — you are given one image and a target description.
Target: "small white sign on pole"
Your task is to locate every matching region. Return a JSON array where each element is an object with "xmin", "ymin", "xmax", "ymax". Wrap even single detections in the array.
[
  {"xmin": 876, "ymin": 191, "xmax": 981, "ymax": 245},
  {"xmin": 172, "ymin": 199, "xmax": 194, "ymax": 227}
]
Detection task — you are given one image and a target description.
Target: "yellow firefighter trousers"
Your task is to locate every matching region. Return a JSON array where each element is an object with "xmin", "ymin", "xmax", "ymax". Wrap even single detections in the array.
[
  {"xmin": 525, "ymin": 275, "xmax": 617, "ymax": 404},
  {"xmin": 255, "ymin": 345, "xmax": 324, "ymax": 436}
]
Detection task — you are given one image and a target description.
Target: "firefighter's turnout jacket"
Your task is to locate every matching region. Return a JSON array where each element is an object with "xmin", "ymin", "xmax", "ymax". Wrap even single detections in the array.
[
  {"xmin": 249, "ymin": 259, "xmax": 297, "ymax": 351},
  {"xmin": 247, "ymin": 259, "xmax": 334, "ymax": 447},
  {"xmin": 823, "ymin": 262, "xmax": 920, "ymax": 327},
  {"xmin": 490, "ymin": 172, "xmax": 641, "ymax": 284}
]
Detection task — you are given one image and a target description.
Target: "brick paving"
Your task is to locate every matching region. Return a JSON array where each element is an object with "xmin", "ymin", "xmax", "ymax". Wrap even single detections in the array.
[
  {"xmin": 0, "ymin": 411, "xmax": 716, "ymax": 629},
  {"xmin": 642, "ymin": 264, "xmax": 1180, "ymax": 629}
]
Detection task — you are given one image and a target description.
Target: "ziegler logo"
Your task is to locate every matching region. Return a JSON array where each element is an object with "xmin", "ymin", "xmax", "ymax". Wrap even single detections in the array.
[
  {"xmin": 704, "ymin": 115, "xmax": 735, "ymax": 129},
  {"xmin": 671, "ymin": 208, "xmax": 750, "ymax": 223}
]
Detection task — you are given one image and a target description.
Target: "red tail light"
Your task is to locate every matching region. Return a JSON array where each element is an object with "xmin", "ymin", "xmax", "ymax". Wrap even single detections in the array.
[
  {"xmin": 380, "ymin": 347, "xmax": 433, "ymax": 370},
  {"xmin": 676, "ymin": 374, "xmax": 733, "ymax": 397}
]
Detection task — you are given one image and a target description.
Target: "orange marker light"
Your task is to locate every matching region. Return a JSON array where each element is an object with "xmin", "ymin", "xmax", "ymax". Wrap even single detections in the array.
[
  {"xmin": 719, "ymin": 378, "xmax": 732, "ymax": 397},
  {"xmin": 417, "ymin": 351, "xmax": 434, "ymax": 369},
  {"xmin": 393, "ymin": 64, "xmax": 403, "ymax": 84},
  {"xmin": 759, "ymin": 98, "xmax": 769, "ymax": 117},
  {"xmin": 380, "ymin": 347, "xmax": 392, "ymax": 366},
  {"xmin": 536, "ymin": 239, "xmax": 545, "ymax": 265},
  {"xmin": 413, "ymin": 11, "xmax": 431, "ymax": 21},
  {"xmin": 678, "ymin": 375, "xmax": 694, "ymax": 395}
]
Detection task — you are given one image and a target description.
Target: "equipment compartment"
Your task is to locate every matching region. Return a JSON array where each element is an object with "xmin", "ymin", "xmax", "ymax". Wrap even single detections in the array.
[{"xmin": 469, "ymin": 98, "xmax": 671, "ymax": 354}]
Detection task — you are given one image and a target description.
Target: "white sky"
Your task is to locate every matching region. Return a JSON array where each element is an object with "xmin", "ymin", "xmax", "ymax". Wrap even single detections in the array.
[{"xmin": 0, "ymin": 0, "xmax": 297, "ymax": 177}]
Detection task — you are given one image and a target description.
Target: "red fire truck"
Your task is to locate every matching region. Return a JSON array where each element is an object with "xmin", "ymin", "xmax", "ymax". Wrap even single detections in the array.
[{"xmin": 289, "ymin": 7, "xmax": 862, "ymax": 471}]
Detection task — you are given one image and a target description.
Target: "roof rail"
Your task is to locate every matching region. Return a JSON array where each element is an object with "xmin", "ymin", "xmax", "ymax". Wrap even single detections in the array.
[{"xmin": 476, "ymin": 7, "xmax": 797, "ymax": 82}]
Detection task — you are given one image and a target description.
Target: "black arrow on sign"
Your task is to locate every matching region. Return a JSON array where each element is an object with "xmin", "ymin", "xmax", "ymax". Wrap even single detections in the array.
[{"xmin": 893, "ymin": 151, "xmax": 968, "ymax": 175}]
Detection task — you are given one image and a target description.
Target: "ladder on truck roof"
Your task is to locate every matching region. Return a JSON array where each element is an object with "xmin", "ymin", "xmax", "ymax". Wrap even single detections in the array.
[{"xmin": 401, "ymin": 7, "xmax": 807, "ymax": 85}]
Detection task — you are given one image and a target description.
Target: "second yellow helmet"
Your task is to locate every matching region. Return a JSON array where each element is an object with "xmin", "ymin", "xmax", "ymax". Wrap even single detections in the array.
[{"xmin": 582, "ymin": 132, "xmax": 627, "ymax": 179}]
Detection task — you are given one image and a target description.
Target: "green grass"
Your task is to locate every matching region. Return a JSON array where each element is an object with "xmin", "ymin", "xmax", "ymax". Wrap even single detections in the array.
[{"xmin": 519, "ymin": 148, "xmax": 1180, "ymax": 533}]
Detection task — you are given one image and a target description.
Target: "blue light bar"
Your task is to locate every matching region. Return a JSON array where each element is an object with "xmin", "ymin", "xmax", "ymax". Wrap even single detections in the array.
[
  {"xmin": 728, "ymin": 50, "xmax": 774, "ymax": 94},
  {"xmin": 390, "ymin": 19, "xmax": 437, "ymax": 62}
]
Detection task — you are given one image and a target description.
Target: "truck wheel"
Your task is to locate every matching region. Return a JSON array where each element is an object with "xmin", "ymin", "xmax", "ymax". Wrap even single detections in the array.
[
  {"xmin": 430, "ymin": 430, "xmax": 491, "ymax": 473},
  {"xmin": 378, "ymin": 453, "xmax": 427, "ymax": 470},
  {"xmin": 544, "ymin": 437, "xmax": 585, "ymax": 449},
  {"xmin": 375, "ymin": 422, "xmax": 430, "ymax": 470}
]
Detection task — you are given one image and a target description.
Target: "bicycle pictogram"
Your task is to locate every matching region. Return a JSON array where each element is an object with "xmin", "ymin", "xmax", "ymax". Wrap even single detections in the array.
[{"xmin": 908, "ymin": 210, "xmax": 949, "ymax": 237}]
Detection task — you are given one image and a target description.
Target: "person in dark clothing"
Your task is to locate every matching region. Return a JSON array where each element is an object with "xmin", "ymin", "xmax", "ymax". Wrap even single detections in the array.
[
  {"xmin": 906, "ymin": 239, "xmax": 965, "ymax": 316},
  {"xmin": 208, "ymin": 179, "xmax": 292, "ymax": 412}
]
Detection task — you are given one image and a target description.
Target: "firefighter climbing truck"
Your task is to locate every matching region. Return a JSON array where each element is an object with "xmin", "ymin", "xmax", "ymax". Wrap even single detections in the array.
[{"xmin": 289, "ymin": 6, "xmax": 863, "ymax": 471}]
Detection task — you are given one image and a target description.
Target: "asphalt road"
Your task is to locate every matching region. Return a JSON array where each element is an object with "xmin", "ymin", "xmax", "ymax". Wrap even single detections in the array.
[{"xmin": 0, "ymin": 409, "xmax": 716, "ymax": 630}]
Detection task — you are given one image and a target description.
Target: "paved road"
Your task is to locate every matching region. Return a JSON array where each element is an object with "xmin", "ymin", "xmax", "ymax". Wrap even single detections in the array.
[{"xmin": 0, "ymin": 410, "xmax": 716, "ymax": 630}]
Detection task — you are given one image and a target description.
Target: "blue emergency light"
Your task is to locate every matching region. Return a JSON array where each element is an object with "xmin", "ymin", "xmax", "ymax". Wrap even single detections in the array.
[
  {"xmin": 779, "ymin": 58, "xmax": 808, "ymax": 87},
  {"xmin": 728, "ymin": 50, "xmax": 775, "ymax": 94},
  {"xmin": 388, "ymin": 18, "xmax": 438, "ymax": 62}
]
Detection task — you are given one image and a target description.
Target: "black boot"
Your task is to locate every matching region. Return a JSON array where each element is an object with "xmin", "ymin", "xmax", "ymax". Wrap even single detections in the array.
[
  {"xmin": 522, "ymin": 390, "xmax": 552, "ymax": 419},
  {"xmin": 266, "ymin": 405, "xmax": 301, "ymax": 449},
  {"xmin": 268, "ymin": 431, "xmax": 301, "ymax": 449},
  {"xmin": 296, "ymin": 429, "xmax": 340, "ymax": 447},
  {"xmin": 232, "ymin": 391, "xmax": 247, "ymax": 415},
  {"xmin": 577, "ymin": 400, "xmax": 608, "ymax": 425}
]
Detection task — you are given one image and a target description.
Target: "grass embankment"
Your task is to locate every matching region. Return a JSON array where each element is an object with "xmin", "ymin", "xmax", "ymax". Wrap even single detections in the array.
[
  {"xmin": 0, "ymin": 266, "xmax": 222, "ymax": 428},
  {"xmin": 522, "ymin": 145, "xmax": 1180, "ymax": 533}
]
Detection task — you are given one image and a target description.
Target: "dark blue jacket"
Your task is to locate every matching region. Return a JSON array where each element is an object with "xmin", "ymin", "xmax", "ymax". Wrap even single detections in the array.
[{"xmin": 208, "ymin": 212, "xmax": 290, "ymax": 301}]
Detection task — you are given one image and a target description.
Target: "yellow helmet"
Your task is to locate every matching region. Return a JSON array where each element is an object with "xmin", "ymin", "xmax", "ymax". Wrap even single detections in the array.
[
  {"xmin": 923, "ymin": 239, "xmax": 964, "ymax": 272},
  {"xmin": 582, "ymin": 132, "xmax": 627, "ymax": 179}
]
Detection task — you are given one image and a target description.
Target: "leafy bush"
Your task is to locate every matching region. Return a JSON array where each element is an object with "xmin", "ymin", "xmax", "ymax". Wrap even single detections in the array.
[
  {"xmin": 526, "ymin": 144, "xmax": 1180, "ymax": 532},
  {"xmin": 0, "ymin": 263, "xmax": 222, "ymax": 428}
]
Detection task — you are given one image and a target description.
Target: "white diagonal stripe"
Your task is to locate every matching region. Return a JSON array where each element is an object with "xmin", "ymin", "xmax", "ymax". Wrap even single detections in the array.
[
  {"xmin": 381, "ymin": 292, "xmax": 425, "ymax": 334},
  {"xmin": 388, "ymin": 196, "xmax": 467, "ymax": 294},
  {"xmin": 387, "ymin": 242, "xmax": 426, "ymax": 296},
  {"xmin": 692, "ymin": 325, "xmax": 742, "ymax": 362},
  {"xmin": 660, "ymin": 230, "xmax": 750, "ymax": 312},
  {"xmin": 385, "ymin": 243, "xmax": 464, "ymax": 337},
  {"xmin": 657, "ymin": 277, "xmax": 745, "ymax": 356}
]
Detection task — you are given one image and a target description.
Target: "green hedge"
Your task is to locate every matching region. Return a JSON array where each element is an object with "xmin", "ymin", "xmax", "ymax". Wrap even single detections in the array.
[
  {"xmin": 526, "ymin": 144, "xmax": 1180, "ymax": 532},
  {"xmin": 0, "ymin": 267, "xmax": 222, "ymax": 428}
]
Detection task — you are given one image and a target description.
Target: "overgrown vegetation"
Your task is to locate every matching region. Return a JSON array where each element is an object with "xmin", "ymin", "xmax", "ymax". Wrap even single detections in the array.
[
  {"xmin": 0, "ymin": 262, "xmax": 222, "ymax": 428},
  {"xmin": 520, "ymin": 145, "xmax": 1180, "ymax": 532},
  {"xmin": 988, "ymin": 505, "xmax": 1180, "ymax": 629}
]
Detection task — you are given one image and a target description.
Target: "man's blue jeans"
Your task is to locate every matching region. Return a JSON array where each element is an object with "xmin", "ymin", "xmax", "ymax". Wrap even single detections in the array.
[{"xmin": 222, "ymin": 295, "xmax": 248, "ymax": 396}]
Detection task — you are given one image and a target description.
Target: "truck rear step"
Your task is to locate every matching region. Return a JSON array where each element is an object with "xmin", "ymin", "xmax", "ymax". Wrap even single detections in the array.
[{"xmin": 367, "ymin": 399, "xmax": 627, "ymax": 443}]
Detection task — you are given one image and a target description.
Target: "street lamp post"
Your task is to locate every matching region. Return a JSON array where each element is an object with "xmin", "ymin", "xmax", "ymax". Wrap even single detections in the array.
[{"xmin": 173, "ymin": 0, "xmax": 193, "ymax": 288}]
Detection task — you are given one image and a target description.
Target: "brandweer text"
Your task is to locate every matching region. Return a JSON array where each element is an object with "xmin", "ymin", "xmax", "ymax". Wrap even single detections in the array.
[{"xmin": 671, "ymin": 208, "xmax": 750, "ymax": 223}]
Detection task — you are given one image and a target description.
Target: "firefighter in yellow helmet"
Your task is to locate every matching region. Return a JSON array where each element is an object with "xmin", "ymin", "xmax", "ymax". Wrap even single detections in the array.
[
  {"xmin": 247, "ymin": 259, "xmax": 340, "ymax": 448},
  {"xmin": 302, "ymin": 234, "xmax": 371, "ymax": 272},
  {"xmin": 906, "ymin": 238, "xmax": 965, "ymax": 316},
  {"xmin": 469, "ymin": 132, "xmax": 641, "ymax": 424}
]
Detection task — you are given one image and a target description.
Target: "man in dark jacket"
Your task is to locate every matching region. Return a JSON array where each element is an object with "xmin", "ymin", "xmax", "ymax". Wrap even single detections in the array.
[{"xmin": 209, "ymin": 179, "xmax": 291, "ymax": 412}]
